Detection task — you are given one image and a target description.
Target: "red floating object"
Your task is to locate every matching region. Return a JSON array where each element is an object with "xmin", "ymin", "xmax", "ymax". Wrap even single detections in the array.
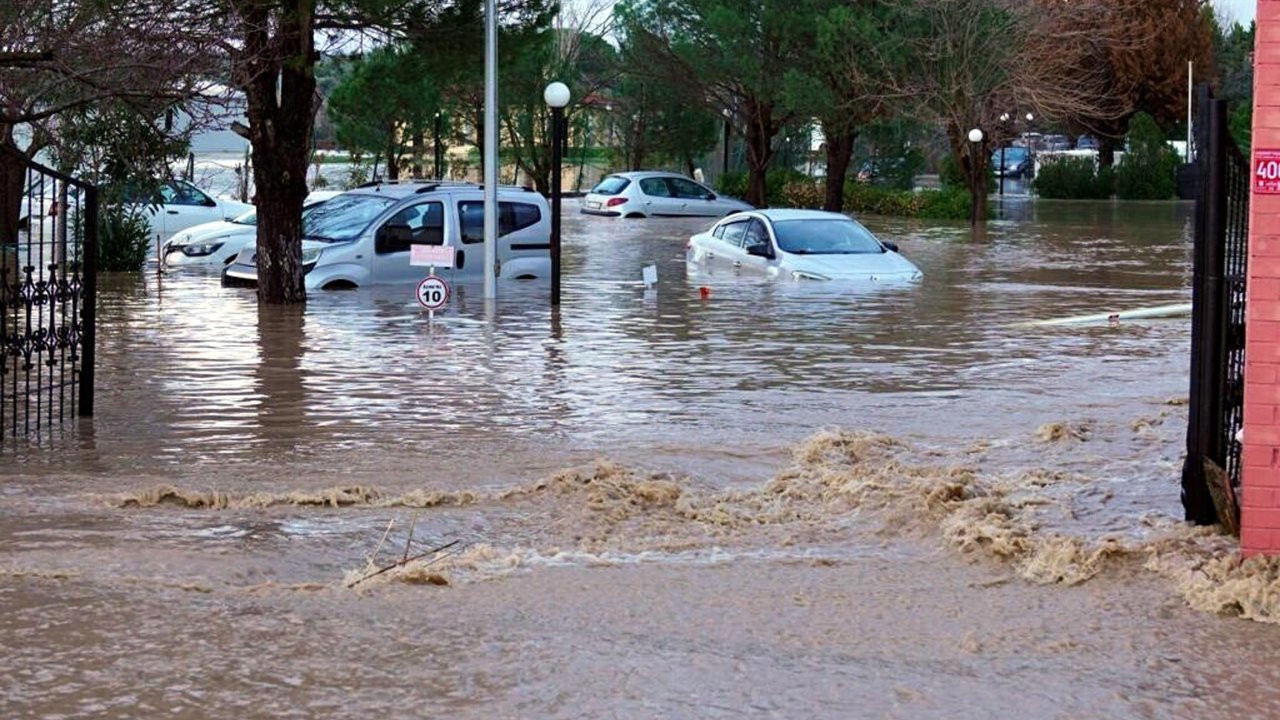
[{"xmin": 699, "ymin": 286, "xmax": 711, "ymax": 299}]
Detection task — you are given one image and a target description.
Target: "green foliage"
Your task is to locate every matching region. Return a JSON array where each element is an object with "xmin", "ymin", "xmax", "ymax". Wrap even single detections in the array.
[
  {"xmin": 1032, "ymin": 157, "xmax": 1114, "ymax": 199},
  {"xmin": 71, "ymin": 204, "xmax": 152, "ymax": 272},
  {"xmin": 328, "ymin": 45, "xmax": 440, "ymax": 175},
  {"xmin": 1114, "ymin": 112, "xmax": 1178, "ymax": 200},
  {"xmin": 773, "ymin": 179, "xmax": 971, "ymax": 220},
  {"xmin": 716, "ymin": 171, "xmax": 748, "ymax": 199},
  {"xmin": 940, "ymin": 154, "xmax": 995, "ymax": 192},
  {"xmin": 1230, "ymin": 102, "xmax": 1252, "ymax": 155}
]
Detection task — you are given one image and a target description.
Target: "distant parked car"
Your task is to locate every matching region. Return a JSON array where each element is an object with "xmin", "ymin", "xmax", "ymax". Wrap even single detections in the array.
[
  {"xmin": 686, "ymin": 209, "xmax": 922, "ymax": 282},
  {"xmin": 17, "ymin": 178, "xmax": 251, "ymax": 245},
  {"xmin": 1042, "ymin": 134, "xmax": 1072, "ymax": 152},
  {"xmin": 163, "ymin": 191, "xmax": 340, "ymax": 268},
  {"xmin": 1075, "ymin": 135, "xmax": 1100, "ymax": 151},
  {"xmin": 581, "ymin": 172, "xmax": 752, "ymax": 218},
  {"xmin": 991, "ymin": 146, "xmax": 1033, "ymax": 178},
  {"xmin": 127, "ymin": 180, "xmax": 253, "ymax": 243},
  {"xmin": 223, "ymin": 181, "xmax": 550, "ymax": 291}
]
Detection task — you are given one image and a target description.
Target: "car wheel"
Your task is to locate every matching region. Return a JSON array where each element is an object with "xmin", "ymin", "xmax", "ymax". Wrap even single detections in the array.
[{"xmin": 322, "ymin": 280, "xmax": 358, "ymax": 290}]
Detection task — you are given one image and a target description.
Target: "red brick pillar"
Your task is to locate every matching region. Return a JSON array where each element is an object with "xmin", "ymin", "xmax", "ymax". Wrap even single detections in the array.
[{"xmin": 1243, "ymin": 0, "xmax": 1280, "ymax": 556}]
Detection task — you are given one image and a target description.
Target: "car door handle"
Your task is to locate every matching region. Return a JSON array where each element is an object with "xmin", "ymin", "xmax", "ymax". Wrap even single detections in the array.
[
  {"xmin": 733, "ymin": 261, "xmax": 741, "ymax": 268},
  {"xmin": 166, "ymin": 210, "xmax": 179, "ymax": 214}
]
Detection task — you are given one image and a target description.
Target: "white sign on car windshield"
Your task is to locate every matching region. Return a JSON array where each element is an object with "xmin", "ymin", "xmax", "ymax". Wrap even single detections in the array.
[{"xmin": 410, "ymin": 244, "xmax": 455, "ymax": 268}]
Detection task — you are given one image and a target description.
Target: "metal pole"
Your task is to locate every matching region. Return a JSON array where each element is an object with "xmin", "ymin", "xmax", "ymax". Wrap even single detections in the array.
[
  {"xmin": 79, "ymin": 185, "xmax": 97, "ymax": 417},
  {"xmin": 551, "ymin": 106, "xmax": 563, "ymax": 306},
  {"xmin": 434, "ymin": 113, "xmax": 443, "ymax": 179},
  {"xmin": 722, "ymin": 118, "xmax": 730, "ymax": 176},
  {"xmin": 999, "ymin": 145, "xmax": 1005, "ymax": 196},
  {"xmin": 1187, "ymin": 60, "xmax": 1194, "ymax": 162},
  {"xmin": 483, "ymin": 0, "xmax": 498, "ymax": 300}
]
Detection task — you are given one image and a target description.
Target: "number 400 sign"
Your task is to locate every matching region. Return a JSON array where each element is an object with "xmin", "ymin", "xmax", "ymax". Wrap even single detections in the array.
[{"xmin": 1255, "ymin": 150, "xmax": 1280, "ymax": 194}]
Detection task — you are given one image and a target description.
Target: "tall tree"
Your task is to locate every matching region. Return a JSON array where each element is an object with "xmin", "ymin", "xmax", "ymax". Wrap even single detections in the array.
[
  {"xmin": 328, "ymin": 46, "xmax": 440, "ymax": 180},
  {"xmin": 787, "ymin": 0, "xmax": 908, "ymax": 212},
  {"xmin": 0, "ymin": 0, "xmax": 224, "ymax": 250},
  {"xmin": 904, "ymin": 0, "xmax": 1121, "ymax": 223},
  {"xmin": 1073, "ymin": 0, "xmax": 1215, "ymax": 166},
  {"xmin": 620, "ymin": 0, "xmax": 818, "ymax": 207}
]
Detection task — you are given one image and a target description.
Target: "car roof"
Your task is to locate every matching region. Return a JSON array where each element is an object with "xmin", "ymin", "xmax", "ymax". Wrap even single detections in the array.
[
  {"xmin": 607, "ymin": 171, "xmax": 692, "ymax": 181},
  {"xmin": 344, "ymin": 180, "xmax": 543, "ymax": 200},
  {"xmin": 733, "ymin": 209, "xmax": 853, "ymax": 223}
]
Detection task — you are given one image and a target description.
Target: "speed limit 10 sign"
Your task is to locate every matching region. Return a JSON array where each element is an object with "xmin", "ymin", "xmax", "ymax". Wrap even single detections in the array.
[
  {"xmin": 416, "ymin": 275, "xmax": 451, "ymax": 311},
  {"xmin": 1255, "ymin": 150, "xmax": 1280, "ymax": 194}
]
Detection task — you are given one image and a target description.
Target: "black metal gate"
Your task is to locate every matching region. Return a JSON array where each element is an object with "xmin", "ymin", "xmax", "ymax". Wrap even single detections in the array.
[
  {"xmin": 1183, "ymin": 85, "xmax": 1248, "ymax": 525},
  {"xmin": 0, "ymin": 146, "xmax": 97, "ymax": 440}
]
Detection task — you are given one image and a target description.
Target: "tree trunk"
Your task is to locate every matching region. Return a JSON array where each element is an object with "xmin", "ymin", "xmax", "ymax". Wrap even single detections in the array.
[
  {"xmin": 386, "ymin": 147, "xmax": 400, "ymax": 181},
  {"xmin": 822, "ymin": 129, "xmax": 855, "ymax": 213},
  {"xmin": 744, "ymin": 100, "xmax": 779, "ymax": 208},
  {"xmin": 239, "ymin": 0, "xmax": 316, "ymax": 306},
  {"xmin": 1098, "ymin": 135, "xmax": 1120, "ymax": 168},
  {"xmin": 0, "ymin": 131, "xmax": 27, "ymax": 253},
  {"xmin": 411, "ymin": 128, "xmax": 424, "ymax": 177}
]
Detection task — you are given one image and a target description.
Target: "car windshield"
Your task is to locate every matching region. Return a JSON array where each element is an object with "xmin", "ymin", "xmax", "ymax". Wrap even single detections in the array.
[
  {"xmin": 993, "ymin": 147, "xmax": 1028, "ymax": 163},
  {"xmin": 231, "ymin": 197, "xmax": 329, "ymax": 227},
  {"xmin": 302, "ymin": 193, "xmax": 395, "ymax": 241},
  {"xmin": 773, "ymin": 219, "xmax": 884, "ymax": 255},
  {"xmin": 592, "ymin": 177, "xmax": 630, "ymax": 195}
]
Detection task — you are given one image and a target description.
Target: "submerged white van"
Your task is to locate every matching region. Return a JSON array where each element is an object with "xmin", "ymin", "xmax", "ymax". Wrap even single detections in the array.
[{"xmin": 221, "ymin": 181, "xmax": 551, "ymax": 290}]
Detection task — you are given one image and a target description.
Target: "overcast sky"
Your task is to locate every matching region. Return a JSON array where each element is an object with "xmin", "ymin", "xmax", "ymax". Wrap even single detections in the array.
[{"xmin": 1216, "ymin": 0, "xmax": 1257, "ymax": 25}]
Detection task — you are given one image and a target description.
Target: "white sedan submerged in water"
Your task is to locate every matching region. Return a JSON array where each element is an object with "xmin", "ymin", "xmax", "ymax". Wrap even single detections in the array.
[
  {"xmin": 163, "ymin": 190, "xmax": 341, "ymax": 268},
  {"xmin": 686, "ymin": 209, "xmax": 922, "ymax": 282}
]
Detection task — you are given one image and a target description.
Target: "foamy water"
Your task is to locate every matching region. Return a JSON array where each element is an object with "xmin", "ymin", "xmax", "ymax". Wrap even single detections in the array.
[{"xmin": 5, "ymin": 199, "xmax": 1280, "ymax": 717}]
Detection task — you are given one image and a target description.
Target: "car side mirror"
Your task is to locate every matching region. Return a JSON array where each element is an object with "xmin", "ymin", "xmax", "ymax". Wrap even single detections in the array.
[
  {"xmin": 375, "ymin": 224, "xmax": 413, "ymax": 254},
  {"xmin": 882, "ymin": 241, "xmax": 899, "ymax": 253},
  {"xmin": 703, "ymin": 193, "xmax": 717, "ymax": 201},
  {"xmin": 746, "ymin": 243, "xmax": 773, "ymax": 259}
]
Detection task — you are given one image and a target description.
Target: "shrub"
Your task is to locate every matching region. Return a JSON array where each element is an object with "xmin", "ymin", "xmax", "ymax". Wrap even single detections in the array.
[
  {"xmin": 71, "ymin": 203, "xmax": 152, "ymax": 272},
  {"xmin": 1033, "ymin": 157, "xmax": 1114, "ymax": 199},
  {"xmin": 915, "ymin": 188, "xmax": 974, "ymax": 220},
  {"xmin": 715, "ymin": 171, "xmax": 748, "ymax": 199},
  {"xmin": 1114, "ymin": 112, "xmax": 1178, "ymax": 200}
]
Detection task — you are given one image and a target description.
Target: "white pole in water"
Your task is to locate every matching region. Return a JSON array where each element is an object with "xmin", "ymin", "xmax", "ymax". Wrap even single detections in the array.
[
  {"xmin": 483, "ymin": 0, "xmax": 498, "ymax": 300},
  {"xmin": 1027, "ymin": 303, "xmax": 1193, "ymax": 327},
  {"xmin": 1187, "ymin": 60, "xmax": 1194, "ymax": 162}
]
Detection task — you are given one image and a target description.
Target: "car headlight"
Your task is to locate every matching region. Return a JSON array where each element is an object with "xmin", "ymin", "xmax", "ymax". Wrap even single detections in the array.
[
  {"xmin": 301, "ymin": 247, "xmax": 323, "ymax": 266},
  {"xmin": 182, "ymin": 241, "xmax": 225, "ymax": 257},
  {"xmin": 791, "ymin": 271, "xmax": 830, "ymax": 281}
]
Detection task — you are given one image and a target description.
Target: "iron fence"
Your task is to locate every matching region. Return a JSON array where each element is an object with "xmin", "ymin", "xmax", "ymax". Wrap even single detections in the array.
[
  {"xmin": 1183, "ymin": 85, "xmax": 1248, "ymax": 524},
  {"xmin": 0, "ymin": 146, "xmax": 97, "ymax": 441}
]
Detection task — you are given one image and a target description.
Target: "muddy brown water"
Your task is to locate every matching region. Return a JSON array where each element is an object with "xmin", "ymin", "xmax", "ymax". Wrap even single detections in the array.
[{"xmin": 4, "ymin": 198, "xmax": 1280, "ymax": 718}]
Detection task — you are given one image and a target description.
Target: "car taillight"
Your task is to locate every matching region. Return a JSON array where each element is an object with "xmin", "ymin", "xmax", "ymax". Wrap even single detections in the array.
[{"xmin": 606, "ymin": 197, "xmax": 627, "ymax": 207}]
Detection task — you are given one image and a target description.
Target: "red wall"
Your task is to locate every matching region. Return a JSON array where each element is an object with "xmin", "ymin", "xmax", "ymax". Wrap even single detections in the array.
[{"xmin": 1244, "ymin": 0, "xmax": 1280, "ymax": 556}]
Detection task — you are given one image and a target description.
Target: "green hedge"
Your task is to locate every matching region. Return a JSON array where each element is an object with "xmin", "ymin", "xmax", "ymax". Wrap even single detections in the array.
[
  {"xmin": 774, "ymin": 179, "xmax": 972, "ymax": 220},
  {"xmin": 1033, "ymin": 157, "xmax": 1115, "ymax": 199},
  {"xmin": 1114, "ymin": 113, "xmax": 1178, "ymax": 200}
]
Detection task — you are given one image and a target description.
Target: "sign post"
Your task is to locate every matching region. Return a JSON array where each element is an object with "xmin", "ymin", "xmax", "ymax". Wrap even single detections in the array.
[{"xmin": 411, "ymin": 244, "xmax": 455, "ymax": 322}]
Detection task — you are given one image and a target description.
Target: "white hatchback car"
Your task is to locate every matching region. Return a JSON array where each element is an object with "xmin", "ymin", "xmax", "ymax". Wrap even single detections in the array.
[
  {"xmin": 686, "ymin": 209, "xmax": 922, "ymax": 282},
  {"xmin": 222, "ymin": 181, "xmax": 551, "ymax": 291},
  {"xmin": 18, "ymin": 178, "xmax": 252, "ymax": 244},
  {"xmin": 581, "ymin": 172, "xmax": 752, "ymax": 218},
  {"xmin": 163, "ymin": 191, "xmax": 340, "ymax": 268}
]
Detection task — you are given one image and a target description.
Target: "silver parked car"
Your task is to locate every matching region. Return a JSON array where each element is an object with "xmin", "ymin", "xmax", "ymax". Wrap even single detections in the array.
[
  {"xmin": 222, "ymin": 181, "xmax": 551, "ymax": 291},
  {"xmin": 686, "ymin": 209, "xmax": 922, "ymax": 282},
  {"xmin": 581, "ymin": 171, "xmax": 752, "ymax": 218}
]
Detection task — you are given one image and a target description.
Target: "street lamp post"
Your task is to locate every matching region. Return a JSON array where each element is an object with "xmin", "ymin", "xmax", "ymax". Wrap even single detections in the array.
[
  {"xmin": 722, "ymin": 109, "xmax": 731, "ymax": 176},
  {"xmin": 967, "ymin": 127, "xmax": 984, "ymax": 227},
  {"xmin": 544, "ymin": 81, "xmax": 571, "ymax": 307},
  {"xmin": 433, "ymin": 111, "xmax": 443, "ymax": 179},
  {"xmin": 998, "ymin": 113, "xmax": 1010, "ymax": 197}
]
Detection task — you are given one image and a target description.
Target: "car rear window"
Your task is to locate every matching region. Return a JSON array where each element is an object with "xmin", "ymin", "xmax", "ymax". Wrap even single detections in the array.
[{"xmin": 592, "ymin": 177, "xmax": 630, "ymax": 195}]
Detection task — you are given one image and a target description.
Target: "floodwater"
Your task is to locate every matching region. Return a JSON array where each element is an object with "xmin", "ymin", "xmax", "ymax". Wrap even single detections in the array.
[{"xmin": 4, "ymin": 198, "xmax": 1280, "ymax": 718}]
